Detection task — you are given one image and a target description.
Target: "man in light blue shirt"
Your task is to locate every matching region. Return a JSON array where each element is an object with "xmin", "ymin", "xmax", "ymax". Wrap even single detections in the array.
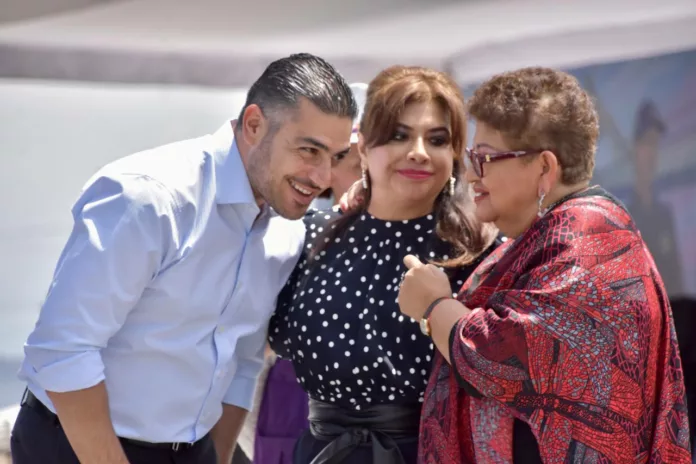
[{"xmin": 11, "ymin": 53, "xmax": 357, "ymax": 464}]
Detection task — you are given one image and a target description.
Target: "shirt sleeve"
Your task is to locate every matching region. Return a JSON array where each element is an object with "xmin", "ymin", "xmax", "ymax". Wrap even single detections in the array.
[
  {"xmin": 449, "ymin": 261, "xmax": 592, "ymax": 397},
  {"xmin": 223, "ymin": 324, "xmax": 268, "ymax": 410},
  {"xmin": 448, "ymin": 257, "xmax": 645, "ymax": 427},
  {"xmin": 22, "ymin": 173, "xmax": 178, "ymax": 393}
]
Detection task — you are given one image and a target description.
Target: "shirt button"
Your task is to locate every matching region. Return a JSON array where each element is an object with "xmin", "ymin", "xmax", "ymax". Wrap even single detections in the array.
[{"xmin": 218, "ymin": 326, "xmax": 225, "ymax": 333}]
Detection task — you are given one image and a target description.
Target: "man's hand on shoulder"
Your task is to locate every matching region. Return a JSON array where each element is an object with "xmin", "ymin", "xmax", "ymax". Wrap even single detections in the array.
[{"xmin": 338, "ymin": 180, "xmax": 365, "ymax": 212}]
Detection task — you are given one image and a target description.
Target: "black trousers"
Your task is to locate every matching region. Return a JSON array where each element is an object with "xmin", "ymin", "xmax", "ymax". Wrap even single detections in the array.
[
  {"xmin": 231, "ymin": 446, "xmax": 252, "ymax": 464},
  {"xmin": 11, "ymin": 402, "xmax": 217, "ymax": 464}
]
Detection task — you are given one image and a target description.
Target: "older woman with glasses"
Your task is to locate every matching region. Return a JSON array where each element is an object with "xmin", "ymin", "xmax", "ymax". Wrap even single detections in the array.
[{"xmin": 398, "ymin": 67, "xmax": 691, "ymax": 463}]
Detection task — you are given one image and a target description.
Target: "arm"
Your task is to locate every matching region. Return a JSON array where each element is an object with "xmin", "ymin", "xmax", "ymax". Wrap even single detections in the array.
[
  {"xmin": 210, "ymin": 404, "xmax": 249, "ymax": 464},
  {"xmin": 47, "ymin": 383, "xmax": 129, "ymax": 464},
  {"xmin": 398, "ymin": 255, "xmax": 471, "ymax": 366},
  {"xmin": 215, "ymin": 212, "xmax": 309, "ymax": 461},
  {"xmin": 23, "ymin": 173, "xmax": 176, "ymax": 463},
  {"xmin": 399, "ymin": 254, "xmax": 625, "ymax": 407},
  {"xmin": 214, "ymin": 328, "xmax": 268, "ymax": 463},
  {"xmin": 435, "ymin": 262, "xmax": 663, "ymax": 464},
  {"xmin": 426, "ymin": 299, "xmax": 471, "ymax": 364},
  {"xmin": 338, "ymin": 179, "xmax": 365, "ymax": 212},
  {"xmin": 235, "ymin": 349, "xmax": 277, "ymax": 460},
  {"xmin": 425, "ymin": 242, "xmax": 502, "ymax": 362},
  {"xmin": 444, "ymin": 262, "xmax": 607, "ymax": 401}
]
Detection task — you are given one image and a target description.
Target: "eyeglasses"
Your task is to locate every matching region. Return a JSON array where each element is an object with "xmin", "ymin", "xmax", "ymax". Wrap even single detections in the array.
[{"xmin": 464, "ymin": 147, "xmax": 543, "ymax": 177}]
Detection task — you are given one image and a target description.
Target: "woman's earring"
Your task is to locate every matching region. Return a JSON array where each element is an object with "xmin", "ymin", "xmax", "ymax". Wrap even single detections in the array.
[
  {"xmin": 537, "ymin": 191, "xmax": 547, "ymax": 217},
  {"xmin": 449, "ymin": 176, "xmax": 456, "ymax": 196},
  {"xmin": 361, "ymin": 168, "xmax": 369, "ymax": 189}
]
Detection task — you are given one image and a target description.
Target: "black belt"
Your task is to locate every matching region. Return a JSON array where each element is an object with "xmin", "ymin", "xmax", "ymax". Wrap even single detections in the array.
[
  {"xmin": 21, "ymin": 389, "xmax": 204, "ymax": 452},
  {"xmin": 307, "ymin": 398, "xmax": 420, "ymax": 464}
]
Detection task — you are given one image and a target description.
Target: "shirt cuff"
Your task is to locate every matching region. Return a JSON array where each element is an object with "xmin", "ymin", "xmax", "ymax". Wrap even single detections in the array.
[
  {"xmin": 223, "ymin": 375, "xmax": 259, "ymax": 410},
  {"xmin": 25, "ymin": 349, "xmax": 106, "ymax": 393}
]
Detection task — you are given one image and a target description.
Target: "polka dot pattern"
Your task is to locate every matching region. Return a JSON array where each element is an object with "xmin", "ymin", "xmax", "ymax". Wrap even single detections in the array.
[{"xmin": 269, "ymin": 209, "xmax": 485, "ymax": 410}]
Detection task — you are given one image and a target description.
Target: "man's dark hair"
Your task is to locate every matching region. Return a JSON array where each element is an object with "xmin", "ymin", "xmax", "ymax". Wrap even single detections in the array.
[{"xmin": 237, "ymin": 53, "xmax": 357, "ymax": 126}]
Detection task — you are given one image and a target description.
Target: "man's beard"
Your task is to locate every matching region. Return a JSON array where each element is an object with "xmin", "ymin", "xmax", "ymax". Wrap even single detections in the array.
[
  {"xmin": 248, "ymin": 130, "xmax": 300, "ymax": 218},
  {"xmin": 246, "ymin": 134, "xmax": 273, "ymax": 203},
  {"xmin": 246, "ymin": 129, "xmax": 316, "ymax": 220}
]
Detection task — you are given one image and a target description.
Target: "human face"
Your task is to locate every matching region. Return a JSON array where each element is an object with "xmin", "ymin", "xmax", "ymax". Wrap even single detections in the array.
[
  {"xmin": 246, "ymin": 98, "xmax": 353, "ymax": 219},
  {"xmin": 465, "ymin": 122, "xmax": 542, "ymax": 238},
  {"xmin": 329, "ymin": 144, "xmax": 362, "ymax": 203},
  {"xmin": 362, "ymin": 101, "xmax": 453, "ymax": 219}
]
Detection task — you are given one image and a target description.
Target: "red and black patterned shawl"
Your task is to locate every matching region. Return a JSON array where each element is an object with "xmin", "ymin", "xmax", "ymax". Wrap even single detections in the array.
[{"xmin": 419, "ymin": 186, "xmax": 691, "ymax": 464}]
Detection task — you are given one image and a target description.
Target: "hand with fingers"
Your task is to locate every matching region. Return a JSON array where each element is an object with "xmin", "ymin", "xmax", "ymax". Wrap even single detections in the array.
[
  {"xmin": 397, "ymin": 254, "xmax": 452, "ymax": 321},
  {"xmin": 338, "ymin": 180, "xmax": 366, "ymax": 212}
]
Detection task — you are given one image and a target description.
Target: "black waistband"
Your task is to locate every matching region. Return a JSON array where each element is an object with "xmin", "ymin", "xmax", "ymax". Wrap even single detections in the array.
[
  {"xmin": 307, "ymin": 398, "xmax": 420, "ymax": 464},
  {"xmin": 21, "ymin": 389, "xmax": 204, "ymax": 452}
]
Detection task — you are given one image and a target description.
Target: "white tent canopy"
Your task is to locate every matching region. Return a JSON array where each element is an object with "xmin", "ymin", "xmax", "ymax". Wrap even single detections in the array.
[
  {"xmin": 0, "ymin": 0, "xmax": 694, "ymax": 87},
  {"xmin": 0, "ymin": 0, "xmax": 117, "ymax": 24}
]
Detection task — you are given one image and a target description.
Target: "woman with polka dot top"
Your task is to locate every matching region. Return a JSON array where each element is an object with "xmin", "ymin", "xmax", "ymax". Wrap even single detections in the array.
[{"xmin": 268, "ymin": 66, "xmax": 500, "ymax": 464}]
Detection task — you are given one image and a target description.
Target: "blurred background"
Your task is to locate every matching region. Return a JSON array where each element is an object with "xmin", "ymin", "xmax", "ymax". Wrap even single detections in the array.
[{"xmin": 1, "ymin": 0, "xmax": 695, "ymax": 452}]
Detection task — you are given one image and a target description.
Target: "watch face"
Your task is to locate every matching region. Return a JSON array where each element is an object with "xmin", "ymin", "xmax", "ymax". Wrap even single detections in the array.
[{"xmin": 420, "ymin": 318, "xmax": 430, "ymax": 336}]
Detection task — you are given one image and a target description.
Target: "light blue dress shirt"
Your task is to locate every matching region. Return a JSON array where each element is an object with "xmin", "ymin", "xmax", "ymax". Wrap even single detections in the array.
[{"xmin": 18, "ymin": 122, "xmax": 305, "ymax": 443}]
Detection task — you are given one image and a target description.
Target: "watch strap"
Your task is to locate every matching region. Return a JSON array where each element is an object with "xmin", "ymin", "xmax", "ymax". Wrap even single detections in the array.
[{"xmin": 423, "ymin": 296, "xmax": 449, "ymax": 321}]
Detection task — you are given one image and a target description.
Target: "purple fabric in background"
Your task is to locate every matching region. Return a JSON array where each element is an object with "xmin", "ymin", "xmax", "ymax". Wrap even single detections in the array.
[{"xmin": 253, "ymin": 359, "xmax": 310, "ymax": 464}]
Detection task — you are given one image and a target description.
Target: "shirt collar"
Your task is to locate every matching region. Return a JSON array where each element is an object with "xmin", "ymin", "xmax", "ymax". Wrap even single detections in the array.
[{"xmin": 211, "ymin": 121, "xmax": 257, "ymax": 206}]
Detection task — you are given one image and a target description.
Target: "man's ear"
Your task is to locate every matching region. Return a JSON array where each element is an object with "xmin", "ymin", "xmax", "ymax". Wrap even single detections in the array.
[{"xmin": 240, "ymin": 104, "xmax": 267, "ymax": 146}]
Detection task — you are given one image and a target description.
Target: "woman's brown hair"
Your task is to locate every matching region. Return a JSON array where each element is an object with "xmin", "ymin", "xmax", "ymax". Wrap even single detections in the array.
[{"xmin": 312, "ymin": 65, "xmax": 495, "ymax": 267}]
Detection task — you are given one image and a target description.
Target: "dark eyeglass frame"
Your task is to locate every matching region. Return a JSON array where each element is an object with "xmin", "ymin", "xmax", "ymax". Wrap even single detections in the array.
[{"xmin": 464, "ymin": 147, "xmax": 543, "ymax": 177}]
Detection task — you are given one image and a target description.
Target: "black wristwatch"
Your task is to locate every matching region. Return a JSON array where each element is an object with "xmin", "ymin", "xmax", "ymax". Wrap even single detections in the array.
[{"xmin": 419, "ymin": 297, "xmax": 450, "ymax": 336}]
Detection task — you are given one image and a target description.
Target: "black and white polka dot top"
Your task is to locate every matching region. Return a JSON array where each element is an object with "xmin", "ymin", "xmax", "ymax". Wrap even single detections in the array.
[{"xmin": 269, "ymin": 208, "xmax": 495, "ymax": 410}]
